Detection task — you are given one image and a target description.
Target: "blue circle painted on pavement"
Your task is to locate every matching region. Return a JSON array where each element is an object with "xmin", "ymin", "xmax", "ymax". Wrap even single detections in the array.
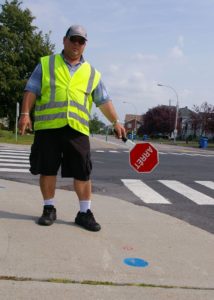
[{"xmin": 123, "ymin": 257, "xmax": 149, "ymax": 267}]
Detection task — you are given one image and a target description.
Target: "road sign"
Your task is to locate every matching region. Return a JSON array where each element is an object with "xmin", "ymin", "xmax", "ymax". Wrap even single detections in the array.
[{"xmin": 129, "ymin": 142, "xmax": 159, "ymax": 173}]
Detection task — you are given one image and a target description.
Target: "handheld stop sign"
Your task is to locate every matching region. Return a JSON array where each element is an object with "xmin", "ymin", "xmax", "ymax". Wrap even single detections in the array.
[{"xmin": 122, "ymin": 137, "xmax": 159, "ymax": 173}]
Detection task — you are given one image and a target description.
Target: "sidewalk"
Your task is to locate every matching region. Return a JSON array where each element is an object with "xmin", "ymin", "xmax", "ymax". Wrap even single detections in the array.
[{"xmin": 0, "ymin": 179, "xmax": 214, "ymax": 299}]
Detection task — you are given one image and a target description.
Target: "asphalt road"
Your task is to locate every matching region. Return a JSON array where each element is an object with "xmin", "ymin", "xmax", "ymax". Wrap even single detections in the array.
[{"xmin": 0, "ymin": 137, "xmax": 213, "ymax": 234}]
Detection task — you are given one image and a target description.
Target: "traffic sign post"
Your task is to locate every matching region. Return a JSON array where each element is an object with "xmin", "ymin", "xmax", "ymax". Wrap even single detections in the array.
[
  {"xmin": 15, "ymin": 102, "xmax": 20, "ymax": 142},
  {"xmin": 129, "ymin": 142, "xmax": 159, "ymax": 173}
]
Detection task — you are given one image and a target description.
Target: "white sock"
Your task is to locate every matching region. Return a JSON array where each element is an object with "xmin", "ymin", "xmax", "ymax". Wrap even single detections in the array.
[
  {"xmin": 44, "ymin": 198, "xmax": 55, "ymax": 206},
  {"xmin": 79, "ymin": 200, "xmax": 91, "ymax": 213}
]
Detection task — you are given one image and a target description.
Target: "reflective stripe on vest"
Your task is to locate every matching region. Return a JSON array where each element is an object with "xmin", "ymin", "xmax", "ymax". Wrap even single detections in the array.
[
  {"xmin": 35, "ymin": 111, "xmax": 89, "ymax": 127},
  {"xmin": 34, "ymin": 54, "xmax": 100, "ymax": 134}
]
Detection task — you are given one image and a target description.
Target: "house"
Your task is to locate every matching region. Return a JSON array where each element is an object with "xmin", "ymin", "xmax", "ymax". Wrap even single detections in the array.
[
  {"xmin": 0, "ymin": 117, "xmax": 9, "ymax": 129},
  {"xmin": 179, "ymin": 106, "xmax": 194, "ymax": 138},
  {"xmin": 124, "ymin": 114, "xmax": 144, "ymax": 133}
]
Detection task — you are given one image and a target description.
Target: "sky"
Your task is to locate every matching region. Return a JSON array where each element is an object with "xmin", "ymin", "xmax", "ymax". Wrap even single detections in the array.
[{"xmin": 2, "ymin": 0, "xmax": 214, "ymax": 123}]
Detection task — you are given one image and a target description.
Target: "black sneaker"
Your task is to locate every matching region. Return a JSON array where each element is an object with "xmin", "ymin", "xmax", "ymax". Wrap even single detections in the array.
[
  {"xmin": 38, "ymin": 205, "xmax": 57, "ymax": 226},
  {"xmin": 75, "ymin": 209, "xmax": 101, "ymax": 232}
]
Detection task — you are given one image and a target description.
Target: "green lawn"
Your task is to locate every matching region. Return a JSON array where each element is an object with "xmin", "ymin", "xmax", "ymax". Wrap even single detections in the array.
[
  {"xmin": 149, "ymin": 138, "xmax": 214, "ymax": 150},
  {"xmin": 0, "ymin": 129, "xmax": 34, "ymax": 145}
]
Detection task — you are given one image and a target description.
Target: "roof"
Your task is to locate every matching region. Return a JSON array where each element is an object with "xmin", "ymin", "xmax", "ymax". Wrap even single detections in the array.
[{"xmin": 124, "ymin": 114, "xmax": 143, "ymax": 123}]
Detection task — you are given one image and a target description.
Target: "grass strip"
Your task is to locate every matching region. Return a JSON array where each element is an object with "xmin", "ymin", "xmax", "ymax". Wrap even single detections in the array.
[{"xmin": 0, "ymin": 275, "xmax": 213, "ymax": 291}]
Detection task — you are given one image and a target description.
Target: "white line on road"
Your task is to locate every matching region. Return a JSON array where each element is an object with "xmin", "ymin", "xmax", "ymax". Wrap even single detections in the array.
[
  {"xmin": 159, "ymin": 180, "xmax": 214, "ymax": 205},
  {"xmin": 0, "ymin": 168, "xmax": 29, "ymax": 173},
  {"xmin": 121, "ymin": 179, "xmax": 171, "ymax": 204},
  {"xmin": 0, "ymin": 163, "xmax": 30, "ymax": 167},
  {"xmin": 195, "ymin": 181, "xmax": 214, "ymax": 190},
  {"xmin": 0, "ymin": 149, "xmax": 30, "ymax": 153},
  {"xmin": 0, "ymin": 158, "xmax": 29, "ymax": 163},
  {"xmin": 0, "ymin": 155, "xmax": 29, "ymax": 159}
]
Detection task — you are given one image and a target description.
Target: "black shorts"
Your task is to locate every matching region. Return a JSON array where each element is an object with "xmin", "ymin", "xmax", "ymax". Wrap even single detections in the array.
[{"xmin": 29, "ymin": 125, "xmax": 92, "ymax": 181}]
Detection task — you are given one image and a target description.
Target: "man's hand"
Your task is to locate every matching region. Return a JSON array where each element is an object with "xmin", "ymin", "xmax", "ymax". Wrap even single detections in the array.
[
  {"xmin": 18, "ymin": 115, "xmax": 32, "ymax": 135},
  {"xmin": 113, "ymin": 122, "xmax": 126, "ymax": 139},
  {"xmin": 18, "ymin": 91, "xmax": 36, "ymax": 135}
]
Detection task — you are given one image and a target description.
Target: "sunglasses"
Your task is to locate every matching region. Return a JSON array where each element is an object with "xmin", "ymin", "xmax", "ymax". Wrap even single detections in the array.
[{"xmin": 69, "ymin": 36, "xmax": 86, "ymax": 45}]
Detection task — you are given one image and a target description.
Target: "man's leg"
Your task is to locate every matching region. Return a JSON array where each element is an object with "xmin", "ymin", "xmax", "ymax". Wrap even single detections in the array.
[
  {"xmin": 38, "ymin": 175, "xmax": 57, "ymax": 226},
  {"xmin": 74, "ymin": 179, "xmax": 92, "ymax": 212},
  {"xmin": 74, "ymin": 179, "xmax": 101, "ymax": 231},
  {"xmin": 73, "ymin": 179, "xmax": 91, "ymax": 200},
  {"xmin": 40, "ymin": 175, "xmax": 57, "ymax": 200}
]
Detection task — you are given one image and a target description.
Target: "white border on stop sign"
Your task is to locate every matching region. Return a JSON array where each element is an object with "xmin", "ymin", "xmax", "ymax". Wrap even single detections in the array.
[{"xmin": 122, "ymin": 137, "xmax": 159, "ymax": 173}]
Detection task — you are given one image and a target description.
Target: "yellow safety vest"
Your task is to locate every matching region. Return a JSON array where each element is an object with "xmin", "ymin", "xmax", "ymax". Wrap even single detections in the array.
[{"xmin": 34, "ymin": 54, "xmax": 101, "ymax": 135}]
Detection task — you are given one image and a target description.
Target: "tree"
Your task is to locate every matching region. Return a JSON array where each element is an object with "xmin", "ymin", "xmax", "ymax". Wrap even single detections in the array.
[
  {"xmin": 143, "ymin": 105, "xmax": 176, "ymax": 137},
  {"xmin": 191, "ymin": 102, "xmax": 214, "ymax": 136},
  {"xmin": 89, "ymin": 113, "xmax": 105, "ymax": 134},
  {"xmin": 0, "ymin": 0, "xmax": 55, "ymax": 129}
]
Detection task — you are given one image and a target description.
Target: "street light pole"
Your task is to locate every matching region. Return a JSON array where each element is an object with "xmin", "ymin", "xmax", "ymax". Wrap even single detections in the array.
[
  {"xmin": 157, "ymin": 83, "xmax": 179, "ymax": 143},
  {"xmin": 123, "ymin": 101, "xmax": 137, "ymax": 139}
]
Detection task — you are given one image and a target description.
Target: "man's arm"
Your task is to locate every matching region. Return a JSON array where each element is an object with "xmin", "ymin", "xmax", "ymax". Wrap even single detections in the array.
[
  {"xmin": 18, "ymin": 91, "xmax": 36, "ymax": 135},
  {"xmin": 18, "ymin": 63, "xmax": 42, "ymax": 135},
  {"xmin": 99, "ymin": 101, "xmax": 126, "ymax": 139}
]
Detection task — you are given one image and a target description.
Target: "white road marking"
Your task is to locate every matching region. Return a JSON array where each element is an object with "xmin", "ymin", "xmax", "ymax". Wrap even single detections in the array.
[
  {"xmin": 0, "ymin": 158, "xmax": 29, "ymax": 163},
  {"xmin": 0, "ymin": 163, "xmax": 30, "ymax": 167},
  {"xmin": 195, "ymin": 181, "xmax": 214, "ymax": 190},
  {"xmin": 0, "ymin": 168, "xmax": 29, "ymax": 173},
  {"xmin": 92, "ymin": 150, "xmax": 214, "ymax": 157},
  {"xmin": 0, "ymin": 149, "xmax": 30, "ymax": 153},
  {"xmin": 0, "ymin": 154, "xmax": 29, "ymax": 158},
  {"xmin": 159, "ymin": 180, "xmax": 214, "ymax": 205},
  {"xmin": 121, "ymin": 179, "xmax": 170, "ymax": 204}
]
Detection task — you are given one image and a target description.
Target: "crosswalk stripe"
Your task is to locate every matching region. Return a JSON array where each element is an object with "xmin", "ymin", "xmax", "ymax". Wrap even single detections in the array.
[
  {"xmin": 195, "ymin": 181, "xmax": 214, "ymax": 190},
  {"xmin": 0, "ymin": 159, "xmax": 29, "ymax": 163},
  {"xmin": 121, "ymin": 179, "xmax": 170, "ymax": 204},
  {"xmin": 159, "ymin": 180, "xmax": 214, "ymax": 205},
  {"xmin": 0, "ymin": 149, "xmax": 30, "ymax": 153},
  {"xmin": 0, "ymin": 163, "xmax": 30, "ymax": 167},
  {"xmin": 0, "ymin": 168, "xmax": 29, "ymax": 173},
  {"xmin": 0, "ymin": 153, "xmax": 29, "ymax": 158}
]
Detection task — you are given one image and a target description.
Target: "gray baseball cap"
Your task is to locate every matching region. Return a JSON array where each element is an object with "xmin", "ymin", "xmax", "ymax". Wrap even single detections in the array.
[{"xmin": 66, "ymin": 25, "xmax": 88, "ymax": 40}]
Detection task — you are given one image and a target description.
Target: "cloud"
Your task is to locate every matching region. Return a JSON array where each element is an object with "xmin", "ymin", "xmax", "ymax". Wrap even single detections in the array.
[
  {"xmin": 99, "ymin": 58, "xmax": 165, "ymax": 121},
  {"xmin": 131, "ymin": 53, "xmax": 158, "ymax": 62},
  {"xmin": 169, "ymin": 46, "xmax": 184, "ymax": 59},
  {"xmin": 178, "ymin": 35, "xmax": 184, "ymax": 48},
  {"xmin": 169, "ymin": 35, "xmax": 185, "ymax": 59}
]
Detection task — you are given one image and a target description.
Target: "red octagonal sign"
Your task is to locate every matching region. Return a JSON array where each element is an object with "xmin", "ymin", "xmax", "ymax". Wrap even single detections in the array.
[{"xmin": 129, "ymin": 142, "xmax": 159, "ymax": 173}]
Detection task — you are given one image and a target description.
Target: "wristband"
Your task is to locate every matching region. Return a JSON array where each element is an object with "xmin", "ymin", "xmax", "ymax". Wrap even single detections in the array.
[
  {"xmin": 112, "ymin": 119, "xmax": 120, "ymax": 126},
  {"xmin": 21, "ymin": 112, "xmax": 29, "ymax": 115}
]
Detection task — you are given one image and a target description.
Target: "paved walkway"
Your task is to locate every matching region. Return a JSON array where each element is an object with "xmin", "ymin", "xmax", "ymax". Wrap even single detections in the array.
[{"xmin": 0, "ymin": 178, "xmax": 214, "ymax": 299}]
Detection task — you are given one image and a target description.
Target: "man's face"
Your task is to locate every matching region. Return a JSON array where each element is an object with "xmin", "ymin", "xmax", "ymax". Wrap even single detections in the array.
[{"xmin": 63, "ymin": 36, "xmax": 86, "ymax": 61}]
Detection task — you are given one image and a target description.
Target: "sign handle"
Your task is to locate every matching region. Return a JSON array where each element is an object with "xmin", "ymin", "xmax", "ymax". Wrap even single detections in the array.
[
  {"xmin": 113, "ymin": 130, "xmax": 136, "ymax": 149},
  {"xmin": 121, "ymin": 136, "xmax": 136, "ymax": 149}
]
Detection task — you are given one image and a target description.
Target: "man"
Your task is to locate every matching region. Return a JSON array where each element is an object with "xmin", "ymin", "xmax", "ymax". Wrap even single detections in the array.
[{"xmin": 18, "ymin": 24, "xmax": 126, "ymax": 232}]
